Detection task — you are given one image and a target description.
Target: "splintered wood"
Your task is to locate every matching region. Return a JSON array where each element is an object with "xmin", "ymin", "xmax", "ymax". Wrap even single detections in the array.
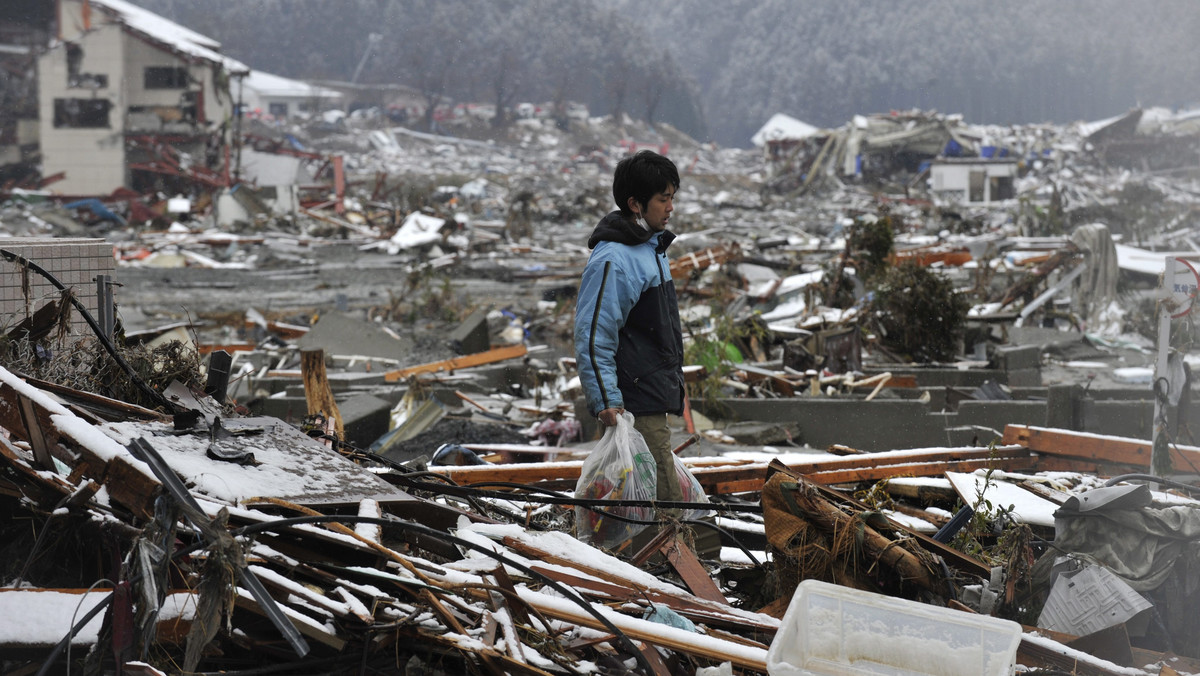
[{"xmin": 0, "ymin": 366, "xmax": 773, "ymax": 674}]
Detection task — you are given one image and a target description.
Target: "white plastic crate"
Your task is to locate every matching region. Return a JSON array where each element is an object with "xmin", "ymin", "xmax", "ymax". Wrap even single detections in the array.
[{"xmin": 767, "ymin": 579, "xmax": 1022, "ymax": 676}]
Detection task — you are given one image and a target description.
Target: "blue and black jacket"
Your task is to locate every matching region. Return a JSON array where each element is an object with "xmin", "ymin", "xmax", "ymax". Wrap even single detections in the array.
[{"xmin": 574, "ymin": 211, "xmax": 685, "ymax": 418}]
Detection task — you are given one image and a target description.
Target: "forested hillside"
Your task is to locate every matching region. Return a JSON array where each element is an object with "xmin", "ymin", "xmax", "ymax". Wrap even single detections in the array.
[
  {"xmin": 134, "ymin": 0, "xmax": 1199, "ymax": 147},
  {"xmin": 131, "ymin": 0, "xmax": 707, "ymax": 140},
  {"xmin": 612, "ymin": 0, "xmax": 1200, "ymax": 145}
]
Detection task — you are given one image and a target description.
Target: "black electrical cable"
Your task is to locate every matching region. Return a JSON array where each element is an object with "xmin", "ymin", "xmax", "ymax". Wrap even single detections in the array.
[
  {"xmin": 340, "ymin": 447, "xmax": 762, "ymax": 513},
  {"xmin": 343, "ymin": 446, "xmax": 766, "ymax": 562},
  {"xmin": 379, "ymin": 475, "xmax": 764, "ymax": 565},
  {"xmin": 0, "ymin": 248, "xmax": 177, "ymax": 412},
  {"xmin": 393, "ymin": 475, "xmax": 760, "ymax": 514},
  {"xmin": 36, "ymin": 592, "xmax": 111, "ymax": 676}
]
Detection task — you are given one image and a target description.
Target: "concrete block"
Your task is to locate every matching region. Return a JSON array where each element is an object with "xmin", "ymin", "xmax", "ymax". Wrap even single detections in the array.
[
  {"xmin": 447, "ymin": 307, "xmax": 490, "ymax": 355},
  {"xmin": 338, "ymin": 393, "xmax": 394, "ymax": 450},
  {"xmin": 1004, "ymin": 367, "xmax": 1043, "ymax": 387},
  {"xmin": 249, "ymin": 395, "xmax": 308, "ymax": 423},
  {"xmin": 722, "ymin": 421, "xmax": 801, "ymax": 446},
  {"xmin": 1046, "ymin": 385, "xmax": 1082, "ymax": 429},
  {"xmin": 993, "ymin": 344, "xmax": 1042, "ymax": 372}
]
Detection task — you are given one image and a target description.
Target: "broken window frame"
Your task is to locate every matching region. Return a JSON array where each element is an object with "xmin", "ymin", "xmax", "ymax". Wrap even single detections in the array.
[
  {"xmin": 53, "ymin": 97, "xmax": 112, "ymax": 128},
  {"xmin": 65, "ymin": 42, "xmax": 109, "ymax": 89}
]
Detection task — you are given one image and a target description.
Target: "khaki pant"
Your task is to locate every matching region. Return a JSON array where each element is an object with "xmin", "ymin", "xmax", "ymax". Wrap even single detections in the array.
[{"xmin": 633, "ymin": 413, "xmax": 682, "ymax": 504}]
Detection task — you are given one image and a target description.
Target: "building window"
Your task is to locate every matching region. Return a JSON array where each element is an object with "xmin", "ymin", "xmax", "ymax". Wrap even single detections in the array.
[
  {"xmin": 268, "ymin": 102, "xmax": 289, "ymax": 118},
  {"xmin": 144, "ymin": 66, "xmax": 190, "ymax": 89},
  {"xmin": 990, "ymin": 175, "xmax": 1015, "ymax": 201},
  {"xmin": 53, "ymin": 98, "xmax": 111, "ymax": 128}
]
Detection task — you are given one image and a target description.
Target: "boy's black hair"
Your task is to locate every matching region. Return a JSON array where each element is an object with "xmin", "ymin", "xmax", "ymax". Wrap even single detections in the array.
[{"xmin": 612, "ymin": 150, "xmax": 679, "ymax": 214}]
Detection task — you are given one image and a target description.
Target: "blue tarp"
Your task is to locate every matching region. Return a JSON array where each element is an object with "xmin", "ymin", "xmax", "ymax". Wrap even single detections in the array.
[{"xmin": 63, "ymin": 198, "xmax": 126, "ymax": 226}]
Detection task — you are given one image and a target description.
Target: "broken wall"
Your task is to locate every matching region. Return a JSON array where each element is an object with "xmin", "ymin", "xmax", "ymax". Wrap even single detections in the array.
[
  {"xmin": 37, "ymin": 23, "xmax": 126, "ymax": 196},
  {"xmin": 123, "ymin": 31, "xmax": 227, "ymax": 132}
]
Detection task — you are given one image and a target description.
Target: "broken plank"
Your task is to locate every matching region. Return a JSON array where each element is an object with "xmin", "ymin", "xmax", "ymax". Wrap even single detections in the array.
[
  {"xmin": 431, "ymin": 446, "xmax": 1033, "ymax": 493},
  {"xmin": 1003, "ymin": 424, "xmax": 1200, "ymax": 470},
  {"xmin": 734, "ymin": 364, "xmax": 797, "ymax": 396},
  {"xmin": 234, "ymin": 587, "xmax": 346, "ymax": 651},
  {"xmin": 660, "ymin": 537, "xmax": 728, "ymax": 604},
  {"xmin": 17, "ymin": 374, "xmax": 169, "ymax": 422},
  {"xmin": 635, "ymin": 640, "xmax": 674, "ymax": 676},
  {"xmin": 689, "ymin": 446, "xmax": 1033, "ymax": 493},
  {"xmin": 516, "ymin": 588, "xmax": 769, "ymax": 672},
  {"xmin": 945, "ymin": 471, "xmax": 1060, "ymax": 527},
  {"xmin": 102, "ymin": 454, "xmax": 162, "ymax": 520},
  {"xmin": 384, "ymin": 344, "xmax": 528, "ymax": 382},
  {"xmin": 801, "ymin": 455, "xmax": 1035, "ymax": 487},
  {"xmin": 1018, "ymin": 632, "xmax": 1136, "ymax": 676},
  {"xmin": 431, "ymin": 461, "xmax": 586, "ymax": 486},
  {"xmin": 883, "ymin": 479, "xmax": 959, "ymax": 504},
  {"xmin": 517, "ymin": 565, "xmax": 779, "ymax": 638},
  {"xmin": 197, "ymin": 342, "xmax": 258, "ymax": 354}
]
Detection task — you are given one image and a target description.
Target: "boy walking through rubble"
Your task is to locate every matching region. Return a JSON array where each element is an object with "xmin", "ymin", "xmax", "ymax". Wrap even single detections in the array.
[{"xmin": 575, "ymin": 150, "xmax": 686, "ymax": 510}]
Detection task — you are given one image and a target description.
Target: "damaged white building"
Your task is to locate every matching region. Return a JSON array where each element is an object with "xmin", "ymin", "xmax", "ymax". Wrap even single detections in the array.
[{"xmin": 36, "ymin": 0, "xmax": 248, "ymax": 196}]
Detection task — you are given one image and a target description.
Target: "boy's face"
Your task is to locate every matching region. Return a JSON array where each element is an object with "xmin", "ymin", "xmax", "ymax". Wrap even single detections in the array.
[{"xmin": 632, "ymin": 186, "xmax": 676, "ymax": 231}]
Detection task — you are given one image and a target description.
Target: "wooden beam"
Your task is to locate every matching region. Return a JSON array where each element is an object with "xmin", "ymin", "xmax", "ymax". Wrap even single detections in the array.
[
  {"xmin": 197, "ymin": 342, "xmax": 257, "ymax": 354},
  {"xmin": 518, "ymin": 566, "xmax": 778, "ymax": 637},
  {"xmin": 383, "ymin": 344, "xmax": 528, "ymax": 382},
  {"xmin": 430, "ymin": 446, "xmax": 1035, "ymax": 495},
  {"xmin": 235, "ymin": 588, "xmax": 345, "ymax": 651},
  {"xmin": 1003, "ymin": 424, "xmax": 1200, "ymax": 472},
  {"xmin": 516, "ymin": 589, "xmax": 769, "ymax": 672},
  {"xmin": 797, "ymin": 456, "xmax": 1035, "ymax": 487},
  {"xmin": 16, "ymin": 393, "xmax": 55, "ymax": 470},
  {"xmin": 661, "ymin": 538, "xmax": 728, "ymax": 604}
]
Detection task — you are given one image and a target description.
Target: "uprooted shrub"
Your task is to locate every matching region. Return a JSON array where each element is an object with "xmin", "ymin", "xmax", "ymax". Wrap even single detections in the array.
[
  {"xmin": 3, "ymin": 332, "xmax": 203, "ymax": 411},
  {"xmin": 869, "ymin": 261, "xmax": 968, "ymax": 363}
]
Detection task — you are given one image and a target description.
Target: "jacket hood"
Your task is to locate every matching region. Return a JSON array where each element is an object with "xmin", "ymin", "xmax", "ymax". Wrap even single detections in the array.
[{"xmin": 587, "ymin": 211, "xmax": 654, "ymax": 249}]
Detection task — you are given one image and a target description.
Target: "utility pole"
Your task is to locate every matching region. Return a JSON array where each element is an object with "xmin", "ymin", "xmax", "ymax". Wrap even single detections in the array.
[
  {"xmin": 352, "ymin": 33, "xmax": 383, "ymax": 85},
  {"xmin": 233, "ymin": 72, "xmax": 246, "ymax": 183}
]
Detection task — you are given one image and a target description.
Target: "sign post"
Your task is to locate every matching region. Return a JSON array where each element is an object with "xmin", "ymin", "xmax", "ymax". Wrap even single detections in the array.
[{"xmin": 1152, "ymin": 257, "xmax": 1200, "ymax": 475}]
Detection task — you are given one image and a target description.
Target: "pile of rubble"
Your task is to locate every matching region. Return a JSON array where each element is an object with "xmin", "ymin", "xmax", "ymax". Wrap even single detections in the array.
[{"xmin": 4, "ymin": 82, "xmax": 1200, "ymax": 675}]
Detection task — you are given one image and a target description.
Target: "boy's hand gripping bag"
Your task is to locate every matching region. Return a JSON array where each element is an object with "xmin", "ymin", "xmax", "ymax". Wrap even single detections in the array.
[{"xmin": 573, "ymin": 411, "xmax": 656, "ymax": 549}]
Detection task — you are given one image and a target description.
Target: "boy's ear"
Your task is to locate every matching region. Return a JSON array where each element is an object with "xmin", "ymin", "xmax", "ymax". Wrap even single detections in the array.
[{"xmin": 626, "ymin": 196, "xmax": 640, "ymax": 214}]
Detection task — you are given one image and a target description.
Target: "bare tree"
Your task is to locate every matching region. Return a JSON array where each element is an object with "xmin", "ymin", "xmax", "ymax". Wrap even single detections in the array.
[
  {"xmin": 488, "ymin": 37, "xmax": 522, "ymax": 128},
  {"xmin": 642, "ymin": 57, "xmax": 668, "ymax": 130},
  {"xmin": 605, "ymin": 56, "xmax": 632, "ymax": 127}
]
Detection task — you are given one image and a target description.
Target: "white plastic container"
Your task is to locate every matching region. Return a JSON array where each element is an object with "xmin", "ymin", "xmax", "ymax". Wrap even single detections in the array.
[{"xmin": 767, "ymin": 580, "xmax": 1023, "ymax": 676}]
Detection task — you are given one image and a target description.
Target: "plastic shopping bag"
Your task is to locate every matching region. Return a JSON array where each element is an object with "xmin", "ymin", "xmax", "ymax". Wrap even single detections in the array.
[
  {"xmin": 574, "ymin": 411, "xmax": 656, "ymax": 549},
  {"xmin": 672, "ymin": 454, "xmax": 713, "ymax": 522}
]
